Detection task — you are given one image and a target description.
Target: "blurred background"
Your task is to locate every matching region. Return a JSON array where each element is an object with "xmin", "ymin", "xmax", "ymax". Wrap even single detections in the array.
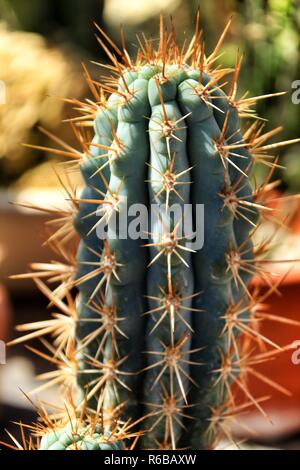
[{"xmin": 0, "ymin": 0, "xmax": 300, "ymax": 450}]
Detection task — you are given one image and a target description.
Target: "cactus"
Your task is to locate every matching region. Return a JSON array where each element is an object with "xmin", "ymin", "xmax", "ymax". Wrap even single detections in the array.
[
  {"xmin": 6, "ymin": 15, "xmax": 300, "ymax": 451},
  {"xmin": 39, "ymin": 424, "xmax": 125, "ymax": 451},
  {"xmin": 0, "ymin": 398, "xmax": 133, "ymax": 450},
  {"xmin": 38, "ymin": 406, "xmax": 127, "ymax": 451}
]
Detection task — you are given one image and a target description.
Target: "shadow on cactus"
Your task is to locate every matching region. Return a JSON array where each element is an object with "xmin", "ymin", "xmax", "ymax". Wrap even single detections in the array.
[{"xmin": 5, "ymin": 14, "xmax": 300, "ymax": 450}]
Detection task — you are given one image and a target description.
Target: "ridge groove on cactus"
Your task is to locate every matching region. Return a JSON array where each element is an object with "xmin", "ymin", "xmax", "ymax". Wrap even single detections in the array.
[{"xmin": 5, "ymin": 14, "xmax": 300, "ymax": 451}]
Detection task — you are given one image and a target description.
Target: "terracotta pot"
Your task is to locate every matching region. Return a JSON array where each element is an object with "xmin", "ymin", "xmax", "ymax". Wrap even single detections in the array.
[
  {"xmin": 232, "ymin": 266, "xmax": 300, "ymax": 442},
  {"xmin": 0, "ymin": 284, "xmax": 10, "ymax": 344},
  {"xmin": 0, "ymin": 284, "xmax": 11, "ymax": 419},
  {"xmin": 233, "ymin": 195, "xmax": 300, "ymax": 442},
  {"xmin": 0, "ymin": 189, "xmax": 77, "ymax": 293}
]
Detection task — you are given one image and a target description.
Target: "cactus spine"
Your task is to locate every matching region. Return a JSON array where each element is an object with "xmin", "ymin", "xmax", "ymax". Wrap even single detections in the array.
[{"xmin": 7, "ymin": 15, "xmax": 300, "ymax": 451}]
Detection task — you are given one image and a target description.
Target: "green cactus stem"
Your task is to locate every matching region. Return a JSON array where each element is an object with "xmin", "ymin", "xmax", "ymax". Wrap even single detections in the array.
[{"xmin": 7, "ymin": 15, "xmax": 300, "ymax": 451}]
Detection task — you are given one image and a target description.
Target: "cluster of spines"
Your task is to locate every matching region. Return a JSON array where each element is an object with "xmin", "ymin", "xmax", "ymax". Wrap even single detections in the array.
[
  {"xmin": 0, "ymin": 397, "xmax": 138, "ymax": 451},
  {"xmin": 6, "ymin": 14, "xmax": 300, "ymax": 450}
]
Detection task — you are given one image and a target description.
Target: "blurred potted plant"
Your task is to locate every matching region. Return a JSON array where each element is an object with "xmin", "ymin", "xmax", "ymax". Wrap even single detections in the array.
[
  {"xmin": 0, "ymin": 24, "xmax": 82, "ymax": 186},
  {"xmin": 0, "ymin": 24, "xmax": 83, "ymax": 289}
]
